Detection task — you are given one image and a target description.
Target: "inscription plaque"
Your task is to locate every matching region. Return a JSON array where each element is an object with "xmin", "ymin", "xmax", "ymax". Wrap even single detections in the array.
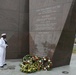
[{"xmin": 29, "ymin": 0, "xmax": 76, "ymax": 67}]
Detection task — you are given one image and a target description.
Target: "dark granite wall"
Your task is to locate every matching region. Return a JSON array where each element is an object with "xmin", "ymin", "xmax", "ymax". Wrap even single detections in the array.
[
  {"xmin": 52, "ymin": 0, "xmax": 76, "ymax": 67},
  {"xmin": 0, "ymin": 0, "xmax": 29, "ymax": 59}
]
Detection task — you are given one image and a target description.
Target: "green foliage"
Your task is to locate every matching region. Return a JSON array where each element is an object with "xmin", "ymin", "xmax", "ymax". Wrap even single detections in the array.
[{"xmin": 73, "ymin": 48, "xmax": 76, "ymax": 53}]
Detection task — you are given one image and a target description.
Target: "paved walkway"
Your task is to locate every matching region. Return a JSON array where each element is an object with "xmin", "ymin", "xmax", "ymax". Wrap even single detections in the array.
[{"xmin": 0, "ymin": 54, "xmax": 76, "ymax": 75}]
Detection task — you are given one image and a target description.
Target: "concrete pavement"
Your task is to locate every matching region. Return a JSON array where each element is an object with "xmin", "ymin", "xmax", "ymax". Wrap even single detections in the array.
[{"xmin": 0, "ymin": 54, "xmax": 76, "ymax": 75}]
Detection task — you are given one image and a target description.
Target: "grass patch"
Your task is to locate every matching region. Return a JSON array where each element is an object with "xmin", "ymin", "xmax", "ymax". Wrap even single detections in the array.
[{"xmin": 73, "ymin": 48, "xmax": 76, "ymax": 53}]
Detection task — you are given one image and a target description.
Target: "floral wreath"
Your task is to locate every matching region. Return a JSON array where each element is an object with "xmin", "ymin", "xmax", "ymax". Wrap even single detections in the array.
[{"xmin": 20, "ymin": 55, "xmax": 53, "ymax": 73}]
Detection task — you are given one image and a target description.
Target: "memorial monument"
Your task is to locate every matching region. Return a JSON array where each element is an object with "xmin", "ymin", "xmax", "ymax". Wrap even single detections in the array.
[
  {"xmin": 29, "ymin": 0, "xmax": 76, "ymax": 67},
  {"xmin": 0, "ymin": 0, "xmax": 76, "ymax": 68}
]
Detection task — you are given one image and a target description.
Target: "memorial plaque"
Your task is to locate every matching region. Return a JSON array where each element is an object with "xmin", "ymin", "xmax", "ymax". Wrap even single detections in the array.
[{"xmin": 29, "ymin": 0, "xmax": 76, "ymax": 67}]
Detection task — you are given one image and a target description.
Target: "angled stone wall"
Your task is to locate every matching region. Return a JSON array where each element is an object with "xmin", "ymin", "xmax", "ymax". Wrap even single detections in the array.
[{"xmin": 29, "ymin": 0, "xmax": 76, "ymax": 67}]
